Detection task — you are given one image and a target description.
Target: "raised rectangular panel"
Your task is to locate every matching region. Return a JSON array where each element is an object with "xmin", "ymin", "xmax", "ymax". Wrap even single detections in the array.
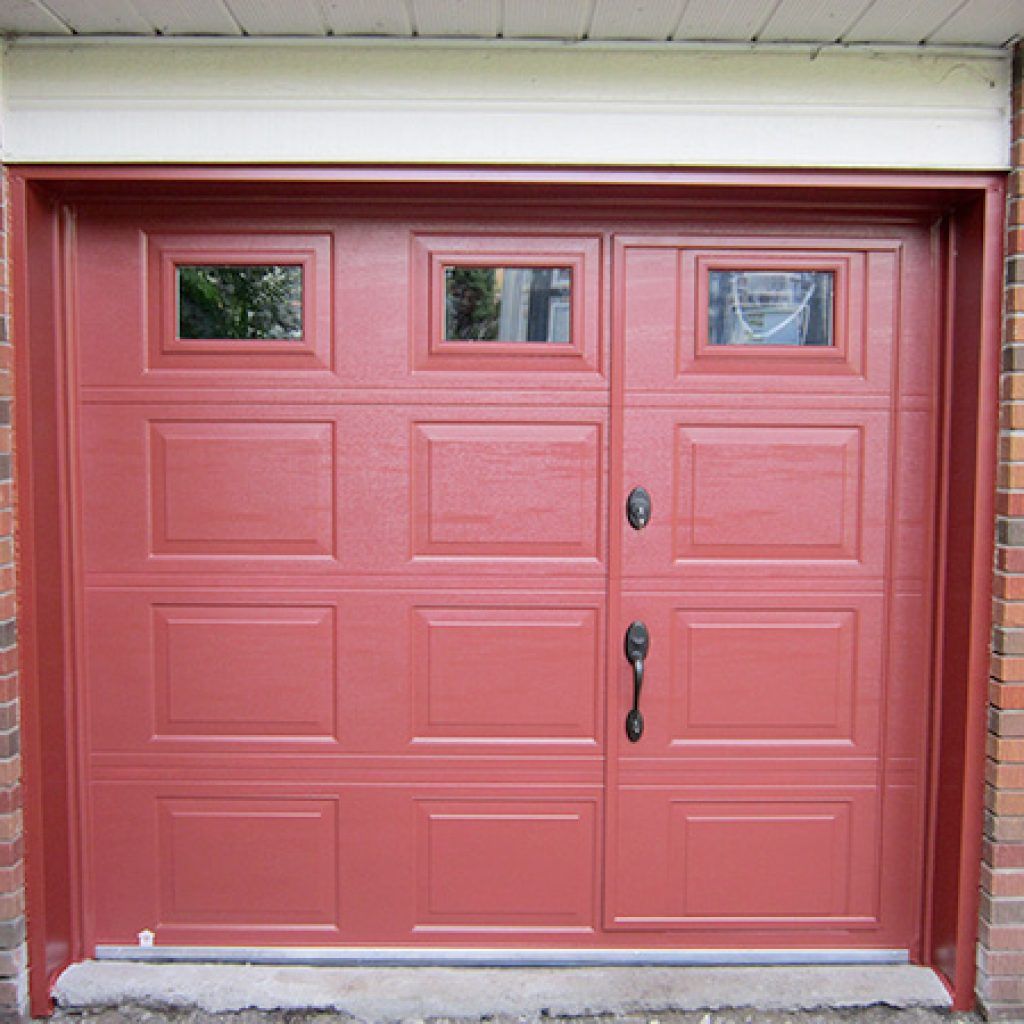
[
  {"xmin": 412, "ymin": 422, "xmax": 600, "ymax": 559},
  {"xmin": 149, "ymin": 420, "xmax": 335, "ymax": 557},
  {"xmin": 675, "ymin": 425, "xmax": 861, "ymax": 561},
  {"xmin": 412, "ymin": 606, "xmax": 598, "ymax": 741},
  {"xmin": 674, "ymin": 803, "xmax": 851, "ymax": 917},
  {"xmin": 153, "ymin": 604, "xmax": 336, "ymax": 739},
  {"xmin": 415, "ymin": 799, "xmax": 595, "ymax": 928},
  {"xmin": 157, "ymin": 797, "xmax": 339, "ymax": 928},
  {"xmin": 609, "ymin": 787, "xmax": 880, "ymax": 927},
  {"xmin": 673, "ymin": 608, "xmax": 855, "ymax": 741}
]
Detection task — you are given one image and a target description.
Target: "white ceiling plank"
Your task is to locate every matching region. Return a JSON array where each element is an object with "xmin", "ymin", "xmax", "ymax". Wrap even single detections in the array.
[
  {"xmin": 412, "ymin": 0, "xmax": 500, "ymax": 37},
  {"xmin": 672, "ymin": 0, "xmax": 778, "ymax": 41},
  {"xmin": 321, "ymin": 0, "xmax": 412, "ymax": 36},
  {"xmin": 222, "ymin": 0, "xmax": 327, "ymax": 35},
  {"xmin": 589, "ymin": 0, "xmax": 685, "ymax": 40},
  {"xmin": 926, "ymin": 0, "xmax": 1024, "ymax": 45},
  {"xmin": 0, "ymin": 0, "xmax": 73, "ymax": 34},
  {"xmin": 38, "ymin": 0, "xmax": 153, "ymax": 33},
  {"xmin": 502, "ymin": 0, "xmax": 591, "ymax": 39},
  {"xmin": 842, "ymin": 0, "xmax": 965, "ymax": 43},
  {"xmin": 130, "ymin": 0, "xmax": 241, "ymax": 35},
  {"xmin": 758, "ymin": 0, "xmax": 876, "ymax": 41}
]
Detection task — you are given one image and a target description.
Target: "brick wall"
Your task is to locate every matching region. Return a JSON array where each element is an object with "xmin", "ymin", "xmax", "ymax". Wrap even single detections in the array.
[
  {"xmin": 0, "ymin": 170, "xmax": 25, "ymax": 1022},
  {"xmin": 979, "ymin": 41, "xmax": 1024, "ymax": 1021}
]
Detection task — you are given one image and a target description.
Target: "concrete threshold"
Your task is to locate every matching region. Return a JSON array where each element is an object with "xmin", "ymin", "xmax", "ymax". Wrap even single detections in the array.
[{"xmin": 54, "ymin": 962, "xmax": 953, "ymax": 1020}]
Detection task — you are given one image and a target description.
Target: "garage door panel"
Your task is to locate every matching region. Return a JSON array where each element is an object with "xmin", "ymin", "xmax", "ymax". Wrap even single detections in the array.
[
  {"xmin": 619, "ymin": 239, "xmax": 894, "ymax": 394},
  {"xmin": 611, "ymin": 592, "xmax": 883, "ymax": 759},
  {"xmin": 149, "ymin": 420, "xmax": 336, "ymax": 557},
  {"xmin": 339, "ymin": 405, "xmax": 608, "ymax": 575},
  {"xmin": 89, "ymin": 784, "xmax": 345, "ymax": 946},
  {"xmin": 79, "ymin": 405, "xmax": 341, "ymax": 573},
  {"xmin": 411, "ymin": 421, "xmax": 601, "ymax": 560},
  {"xmin": 85, "ymin": 591, "xmax": 340, "ymax": 750},
  {"xmin": 607, "ymin": 785, "xmax": 881, "ymax": 930},
  {"xmin": 621, "ymin": 407, "xmax": 889, "ymax": 580},
  {"xmin": 80, "ymin": 403, "xmax": 606, "ymax": 576},
  {"xmin": 75, "ymin": 213, "xmax": 340, "ymax": 386},
  {"xmin": 85, "ymin": 589, "xmax": 604, "ymax": 755},
  {"xmin": 88, "ymin": 782, "xmax": 600, "ymax": 947}
]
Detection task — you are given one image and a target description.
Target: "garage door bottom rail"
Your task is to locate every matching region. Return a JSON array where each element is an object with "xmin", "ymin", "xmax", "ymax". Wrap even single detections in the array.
[{"xmin": 93, "ymin": 946, "xmax": 911, "ymax": 966}]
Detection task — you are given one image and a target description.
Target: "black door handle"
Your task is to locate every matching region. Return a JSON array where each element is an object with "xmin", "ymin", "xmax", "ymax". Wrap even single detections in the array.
[{"xmin": 624, "ymin": 620, "xmax": 649, "ymax": 742}]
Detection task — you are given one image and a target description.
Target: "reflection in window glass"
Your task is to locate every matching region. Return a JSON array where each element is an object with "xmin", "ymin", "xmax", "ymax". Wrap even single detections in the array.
[
  {"xmin": 708, "ymin": 270, "xmax": 834, "ymax": 346},
  {"xmin": 444, "ymin": 266, "xmax": 572, "ymax": 343},
  {"xmin": 178, "ymin": 265, "xmax": 303, "ymax": 340}
]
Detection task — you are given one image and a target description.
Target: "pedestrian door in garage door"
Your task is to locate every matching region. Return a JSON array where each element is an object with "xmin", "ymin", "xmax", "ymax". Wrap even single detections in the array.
[{"xmin": 69, "ymin": 204, "xmax": 935, "ymax": 954}]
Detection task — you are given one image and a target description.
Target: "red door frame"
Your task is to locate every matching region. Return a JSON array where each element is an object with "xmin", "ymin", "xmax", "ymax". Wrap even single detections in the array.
[{"xmin": 7, "ymin": 165, "xmax": 1004, "ymax": 1015}]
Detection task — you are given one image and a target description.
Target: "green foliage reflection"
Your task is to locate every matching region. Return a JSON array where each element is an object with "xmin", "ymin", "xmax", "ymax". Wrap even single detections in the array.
[
  {"xmin": 178, "ymin": 265, "xmax": 303, "ymax": 340},
  {"xmin": 445, "ymin": 267, "xmax": 501, "ymax": 341}
]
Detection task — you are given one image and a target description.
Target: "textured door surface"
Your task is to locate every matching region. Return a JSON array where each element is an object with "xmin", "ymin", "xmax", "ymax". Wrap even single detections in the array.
[
  {"xmin": 606, "ymin": 231, "xmax": 938, "ymax": 951},
  {"xmin": 70, "ymin": 206, "xmax": 936, "ymax": 954}
]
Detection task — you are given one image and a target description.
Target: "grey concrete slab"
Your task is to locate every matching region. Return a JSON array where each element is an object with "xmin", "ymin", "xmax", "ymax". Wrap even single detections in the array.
[{"xmin": 53, "ymin": 963, "xmax": 952, "ymax": 1020}]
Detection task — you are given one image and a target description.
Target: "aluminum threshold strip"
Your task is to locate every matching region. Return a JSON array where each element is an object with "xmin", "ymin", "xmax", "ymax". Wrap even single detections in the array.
[{"xmin": 95, "ymin": 946, "xmax": 909, "ymax": 966}]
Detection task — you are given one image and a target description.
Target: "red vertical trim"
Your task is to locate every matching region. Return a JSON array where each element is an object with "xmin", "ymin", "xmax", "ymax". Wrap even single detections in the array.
[
  {"xmin": 11, "ymin": 174, "xmax": 77, "ymax": 1018},
  {"xmin": 950, "ymin": 183, "xmax": 1005, "ymax": 1010}
]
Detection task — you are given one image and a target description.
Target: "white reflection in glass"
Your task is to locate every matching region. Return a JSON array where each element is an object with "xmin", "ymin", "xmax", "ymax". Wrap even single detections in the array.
[
  {"xmin": 445, "ymin": 266, "xmax": 572, "ymax": 343},
  {"xmin": 709, "ymin": 270, "xmax": 834, "ymax": 346}
]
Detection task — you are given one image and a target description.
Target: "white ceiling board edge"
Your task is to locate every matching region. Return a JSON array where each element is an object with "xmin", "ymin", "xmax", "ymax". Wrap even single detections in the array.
[
  {"xmin": 129, "ymin": 0, "xmax": 241, "ymax": 36},
  {"xmin": 842, "ymin": 0, "xmax": 964, "ymax": 43},
  {"xmin": 759, "ymin": 0, "xmax": 877, "ymax": 42},
  {"xmin": 926, "ymin": 0, "xmax": 1024, "ymax": 45},
  {"xmin": 37, "ymin": 0, "xmax": 153, "ymax": 33},
  {"xmin": 320, "ymin": 0, "xmax": 412, "ymax": 36},
  {"xmin": 221, "ymin": 0, "xmax": 327, "ymax": 36},
  {"xmin": 589, "ymin": 0, "xmax": 686, "ymax": 41},
  {"xmin": 502, "ymin": 0, "xmax": 592, "ymax": 40},
  {"xmin": 673, "ymin": 0, "xmax": 777, "ymax": 42},
  {"xmin": 1, "ymin": 0, "xmax": 72, "ymax": 34},
  {"xmin": 412, "ymin": 0, "xmax": 500, "ymax": 37}
]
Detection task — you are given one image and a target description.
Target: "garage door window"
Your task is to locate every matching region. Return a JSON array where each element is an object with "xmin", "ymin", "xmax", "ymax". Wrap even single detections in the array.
[
  {"xmin": 177, "ymin": 264, "xmax": 304, "ymax": 341},
  {"xmin": 444, "ymin": 265, "xmax": 572, "ymax": 343},
  {"xmin": 708, "ymin": 269, "xmax": 834, "ymax": 346}
]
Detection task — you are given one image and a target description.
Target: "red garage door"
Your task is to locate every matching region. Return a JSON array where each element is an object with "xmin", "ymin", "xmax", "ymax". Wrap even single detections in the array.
[{"xmin": 70, "ymin": 204, "xmax": 936, "ymax": 955}]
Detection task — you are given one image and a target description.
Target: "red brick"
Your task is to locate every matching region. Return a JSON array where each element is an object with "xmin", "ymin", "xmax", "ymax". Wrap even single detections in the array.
[
  {"xmin": 0, "ymin": 759, "xmax": 23, "ymax": 791},
  {"xmin": 993, "ymin": 667, "xmax": 1024, "ymax": 696},
  {"xmin": 996, "ymin": 600, "xmax": 1024, "ymax": 628},
  {"xmin": 0, "ymin": 837, "xmax": 24, "ymax": 870},
  {"xmin": 984, "ymin": 865, "xmax": 1024, "ymax": 897},
  {"xmin": 0, "ymin": 864, "xmax": 24, "ymax": 899},
  {"xmin": 991, "ymin": 764, "xmax": 1024, "ymax": 788},
  {"xmin": 998, "ymin": 547, "xmax": 1024, "ymax": 573},
  {"xmin": 998, "ymin": 493, "xmax": 1024, "ymax": 518},
  {"xmin": 1002, "ymin": 432, "xmax": 1024, "ymax": 461},
  {"xmin": 979, "ymin": 920, "xmax": 1024, "ymax": 948},
  {"xmin": 979, "ymin": 972, "xmax": 1024, "ymax": 1002},
  {"xmin": 996, "ymin": 573, "xmax": 1024, "ymax": 600},
  {"xmin": 0, "ymin": 944, "xmax": 26, "ymax": 978},
  {"xmin": 980, "ymin": 948, "xmax": 1024, "ymax": 975},
  {"xmin": 991, "ymin": 737, "xmax": 1024, "ymax": 761},
  {"xmin": 986, "ymin": 841, "xmax": 1024, "ymax": 868}
]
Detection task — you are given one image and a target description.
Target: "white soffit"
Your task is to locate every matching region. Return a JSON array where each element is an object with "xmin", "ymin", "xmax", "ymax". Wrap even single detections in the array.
[
  {"xmin": 1, "ymin": 0, "xmax": 1021, "ymax": 47},
  {"xmin": 0, "ymin": 41, "xmax": 1010, "ymax": 169}
]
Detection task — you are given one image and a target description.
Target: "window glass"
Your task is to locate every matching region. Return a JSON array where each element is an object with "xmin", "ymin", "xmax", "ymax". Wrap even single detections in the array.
[
  {"xmin": 708, "ymin": 270, "xmax": 834, "ymax": 346},
  {"xmin": 445, "ymin": 266, "xmax": 572, "ymax": 343},
  {"xmin": 178, "ymin": 265, "xmax": 303, "ymax": 340}
]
